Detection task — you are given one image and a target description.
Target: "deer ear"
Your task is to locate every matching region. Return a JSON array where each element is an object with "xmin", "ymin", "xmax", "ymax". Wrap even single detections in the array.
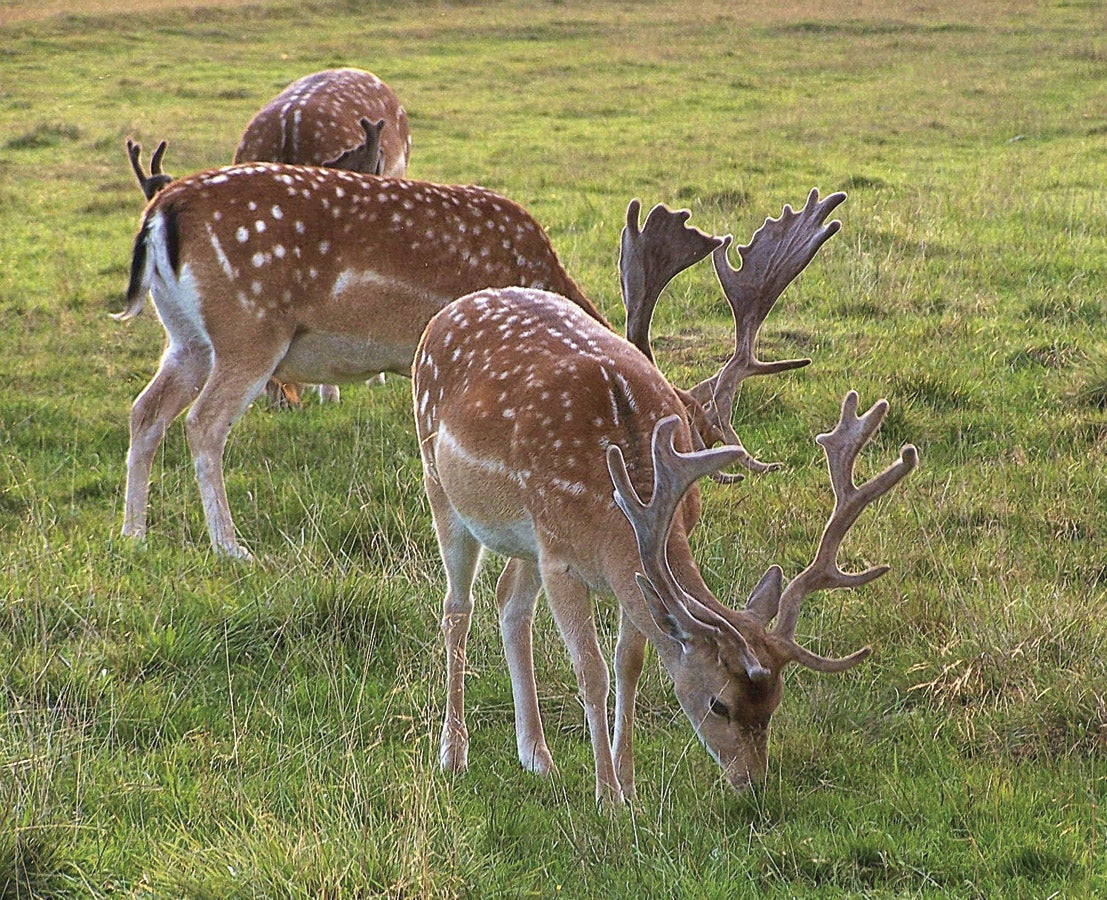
[
  {"xmin": 745, "ymin": 565, "xmax": 783, "ymax": 625},
  {"xmin": 635, "ymin": 573, "xmax": 691, "ymax": 648}
]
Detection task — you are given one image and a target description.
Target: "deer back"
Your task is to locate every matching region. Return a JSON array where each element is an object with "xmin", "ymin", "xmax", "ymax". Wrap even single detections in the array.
[
  {"xmin": 126, "ymin": 165, "xmax": 603, "ymax": 374},
  {"xmin": 415, "ymin": 287, "xmax": 700, "ymax": 572},
  {"xmin": 234, "ymin": 68, "xmax": 411, "ymax": 176}
]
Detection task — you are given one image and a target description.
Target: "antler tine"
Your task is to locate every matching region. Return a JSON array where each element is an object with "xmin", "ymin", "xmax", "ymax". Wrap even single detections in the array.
[
  {"xmin": 607, "ymin": 416, "xmax": 743, "ymax": 596},
  {"xmin": 126, "ymin": 138, "xmax": 173, "ymax": 200},
  {"xmin": 324, "ymin": 117, "xmax": 386, "ymax": 173},
  {"xmin": 688, "ymin": 189, "xmax": 846, "ymax": 474},
  {"xmin": 608, "ymin": 418, "xmax": 770, "ymax": 678},
  {"xmin": 771, "ymin": 391, "xmax": 919, "ymax": 667},
  {"xmin": 619, "ymin": 200, "xmax": 723, "ymax": 364},
  {"xmin": 149, "ymin": 139, "xmax": 168, "ymax": 176}
]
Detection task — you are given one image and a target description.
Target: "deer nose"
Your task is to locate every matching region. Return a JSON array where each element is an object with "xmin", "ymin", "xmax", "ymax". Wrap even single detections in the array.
[{"xmin": 726, "ymin": 766, "xmax": 754, "ymax": 792}]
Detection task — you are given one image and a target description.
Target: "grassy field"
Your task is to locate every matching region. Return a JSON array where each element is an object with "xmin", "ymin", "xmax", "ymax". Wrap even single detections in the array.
[{"xmin": 1, "ymin": 0, "xmax": 1104, "ymax": 895}]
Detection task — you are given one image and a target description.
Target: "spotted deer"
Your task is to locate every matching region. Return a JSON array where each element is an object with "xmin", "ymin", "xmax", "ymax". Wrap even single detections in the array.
[
  {"xmin": 414, "ymin": 282, "xmax": 917, "ymax": 802},
  {"xmin": 235, "ymin": 67, "xmax": 411, "ymax": 177},
  {"xmin": 115, "ymin": 163, "xmax": 609, "ymax": 558}
]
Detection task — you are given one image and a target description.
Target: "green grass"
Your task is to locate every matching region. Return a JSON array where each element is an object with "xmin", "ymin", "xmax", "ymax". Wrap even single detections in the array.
[{"xmin": 1, "ymin": 0, "xmax": 1105, "ymax": 895}]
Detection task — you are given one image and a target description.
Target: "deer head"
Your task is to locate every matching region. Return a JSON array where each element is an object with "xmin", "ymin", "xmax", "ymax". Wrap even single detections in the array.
[{"xmin": 607, "ymin": 392, "xmax": 917, "ymax": 789}]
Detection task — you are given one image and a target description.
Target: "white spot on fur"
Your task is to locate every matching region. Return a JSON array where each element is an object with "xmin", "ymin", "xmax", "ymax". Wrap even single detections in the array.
[{"xmin": 205, "ymin": 223, "xmax": 235, "ymax": 279}]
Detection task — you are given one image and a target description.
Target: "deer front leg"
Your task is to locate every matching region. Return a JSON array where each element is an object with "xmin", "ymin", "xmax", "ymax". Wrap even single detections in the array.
[
  {"xmin": 495, "ymin": 558, "xmax": 554, "ymax": 776},
  {"xmin": 540, "ymin": 554, "xmax": 622, "ymax": 805},
  {"xmin": 613, "ymin": 607, "xmax": 647, "ymax": 801},
  {"xmin": 123, "ymin": 344, "xmax": 210, "ymax": 541},
  {"xmin": 425, "ymin": 482, "xmax": 483, "ymax": 773}
]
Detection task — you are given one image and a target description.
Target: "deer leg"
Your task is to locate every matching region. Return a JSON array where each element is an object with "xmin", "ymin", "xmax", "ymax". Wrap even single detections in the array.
[
  {"xmin": 612, "ymin": 607, "xmax": 647, "ymax": 801},
  {"xmin": 424, "ymin": 479, "xmax": 483, "ymax": 773},
  {"xmin": 540, "ymin": 554, "xmax": 621, "ymax": 805},
  {"xmin": 495, "ymin": 558, "xmax": 553, "ymax": 776},
  {"xmin": 184, "ymin": 354, "xmax": 282, "ymax": 559},
  {"xmin": 123, "ymin": 343, "xmax": 211, "ymax": 541}
]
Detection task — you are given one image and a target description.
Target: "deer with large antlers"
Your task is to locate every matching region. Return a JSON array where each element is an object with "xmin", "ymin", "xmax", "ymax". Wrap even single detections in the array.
[
  {"xmin": 413, "ymin": 191, "xmax": 917, "ymax": 802},
  {"xmin": 414, "ymin": 291, "xmax": 917, "ymax": 803}
]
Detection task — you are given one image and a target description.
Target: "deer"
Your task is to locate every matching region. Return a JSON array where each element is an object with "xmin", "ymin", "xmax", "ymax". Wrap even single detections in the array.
[
  {"xmin": 412, "ymin": 193, "xmax": 918, "ymax": 803},
  {"xmin": 115, "ymin": 163, "xmax": 615, "ymax": 559},
  {"xmin": 234, "ymin": 67, "xmax": 411, "ymax": 178},
  {"xmin": 414, "ymin": 298, "xmax": 918, "ymax": 804}
]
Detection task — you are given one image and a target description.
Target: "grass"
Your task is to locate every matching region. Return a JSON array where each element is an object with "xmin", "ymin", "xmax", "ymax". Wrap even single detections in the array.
[{"xmin": 1, "ymin": 0, "xmax": 1105, "ymax": 895}]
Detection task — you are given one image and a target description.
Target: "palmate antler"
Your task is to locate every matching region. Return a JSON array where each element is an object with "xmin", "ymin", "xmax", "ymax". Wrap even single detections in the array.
[
  {"xmin": 606, "ymin": 417, "xmax": 772, "ymax": 681},
  {"xmin": 126, "ymin": 138, "xmax": 173, "ymax": 200},
  {"xmin": 751, "ymin": 391, "xmax": 919, "ymax": 671},
  {"xmin": 619, "ymin": 200, "xmax": 723, "ymax": 363},
  {"xmin": 689, "ymin": 188, "xmax": 847, "ymax": 475}
]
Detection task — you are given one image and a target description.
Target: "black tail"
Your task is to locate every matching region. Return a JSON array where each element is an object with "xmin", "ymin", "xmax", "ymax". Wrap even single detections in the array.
[{"xmin": 112, "ymin": 217, "xmax": 153, "ymax": 321}]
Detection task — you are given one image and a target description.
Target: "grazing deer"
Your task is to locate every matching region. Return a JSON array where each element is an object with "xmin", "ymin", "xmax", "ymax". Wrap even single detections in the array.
[
  {"xmin": 414, "ymin": 284, "xmax": 917, "ymax": 802},
  {"xmin": 235, "ymin": 67, "xmax": 411, "ymax": 177},
  {"xmin": 115, "ymin": 164, "xmax": 608, "ymax": 558}
]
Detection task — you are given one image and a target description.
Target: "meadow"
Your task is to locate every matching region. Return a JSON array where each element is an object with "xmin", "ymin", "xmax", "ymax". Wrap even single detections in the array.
[{"xmin": 1, "ymin": 0, "xmax": 1104, "ymax": 895}]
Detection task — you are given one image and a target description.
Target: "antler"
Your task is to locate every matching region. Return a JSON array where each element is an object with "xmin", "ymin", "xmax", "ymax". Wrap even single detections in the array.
[
  {"xmin": 619, "ymin": 200, "xmax": 723, "ymax": 363},
  {"xmin": 324, "ymin": 117, "xmax": 386, "ymax": 173},
  {"xmin": 126, "ymin": 138, "xmax": 173, "ymax": 200},
  {"xmin": 606, "ymin": 417, "xmax": 770, "ymax": 680},
  {"xmin": 758, "ymin": 391, "xmax": 918, "ymax": 671},
  {"xmin": 688, "ymin": 188, "xmax": 847, "ymax": 474}
]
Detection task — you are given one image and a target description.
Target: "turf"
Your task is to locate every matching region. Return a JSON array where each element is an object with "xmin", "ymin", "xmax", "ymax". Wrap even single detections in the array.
[{"xmin": 0, "ymin": 0, "xmax": 1104, "ymax": 895}]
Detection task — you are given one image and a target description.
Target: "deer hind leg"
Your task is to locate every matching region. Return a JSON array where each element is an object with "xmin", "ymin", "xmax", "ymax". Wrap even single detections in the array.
[
  {"xmin": 123, "ymin": 343, "xmax": 212, "ymax": 542},
  {"xmin": 540, "ymin": 553, "xmax": 621, "ymax": 805},
  {"xmin": 184, "ymin": 348, "xmax": 286, "ymax": 559},
  {"xmin": 495, "ymin": 558, "xmax": 554, "ymax": 776},
  {"xmin": 425, "ymin": 479, "xmax": 483, "ymax": 773},
  {"xmin": 612, "ymin": 607, "xmax": 647, "ymax": 801}
]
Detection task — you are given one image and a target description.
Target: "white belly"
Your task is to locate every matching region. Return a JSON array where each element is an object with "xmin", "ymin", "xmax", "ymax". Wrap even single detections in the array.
[{"xmin": 275, "ymin": 331, "xmax": 411, "ymax": 383}]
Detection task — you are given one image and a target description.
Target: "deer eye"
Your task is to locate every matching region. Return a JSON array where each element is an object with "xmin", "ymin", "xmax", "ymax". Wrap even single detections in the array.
[{"xmin": 709, "ymin": 697, "xmax": 731, "ymax": 719}]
